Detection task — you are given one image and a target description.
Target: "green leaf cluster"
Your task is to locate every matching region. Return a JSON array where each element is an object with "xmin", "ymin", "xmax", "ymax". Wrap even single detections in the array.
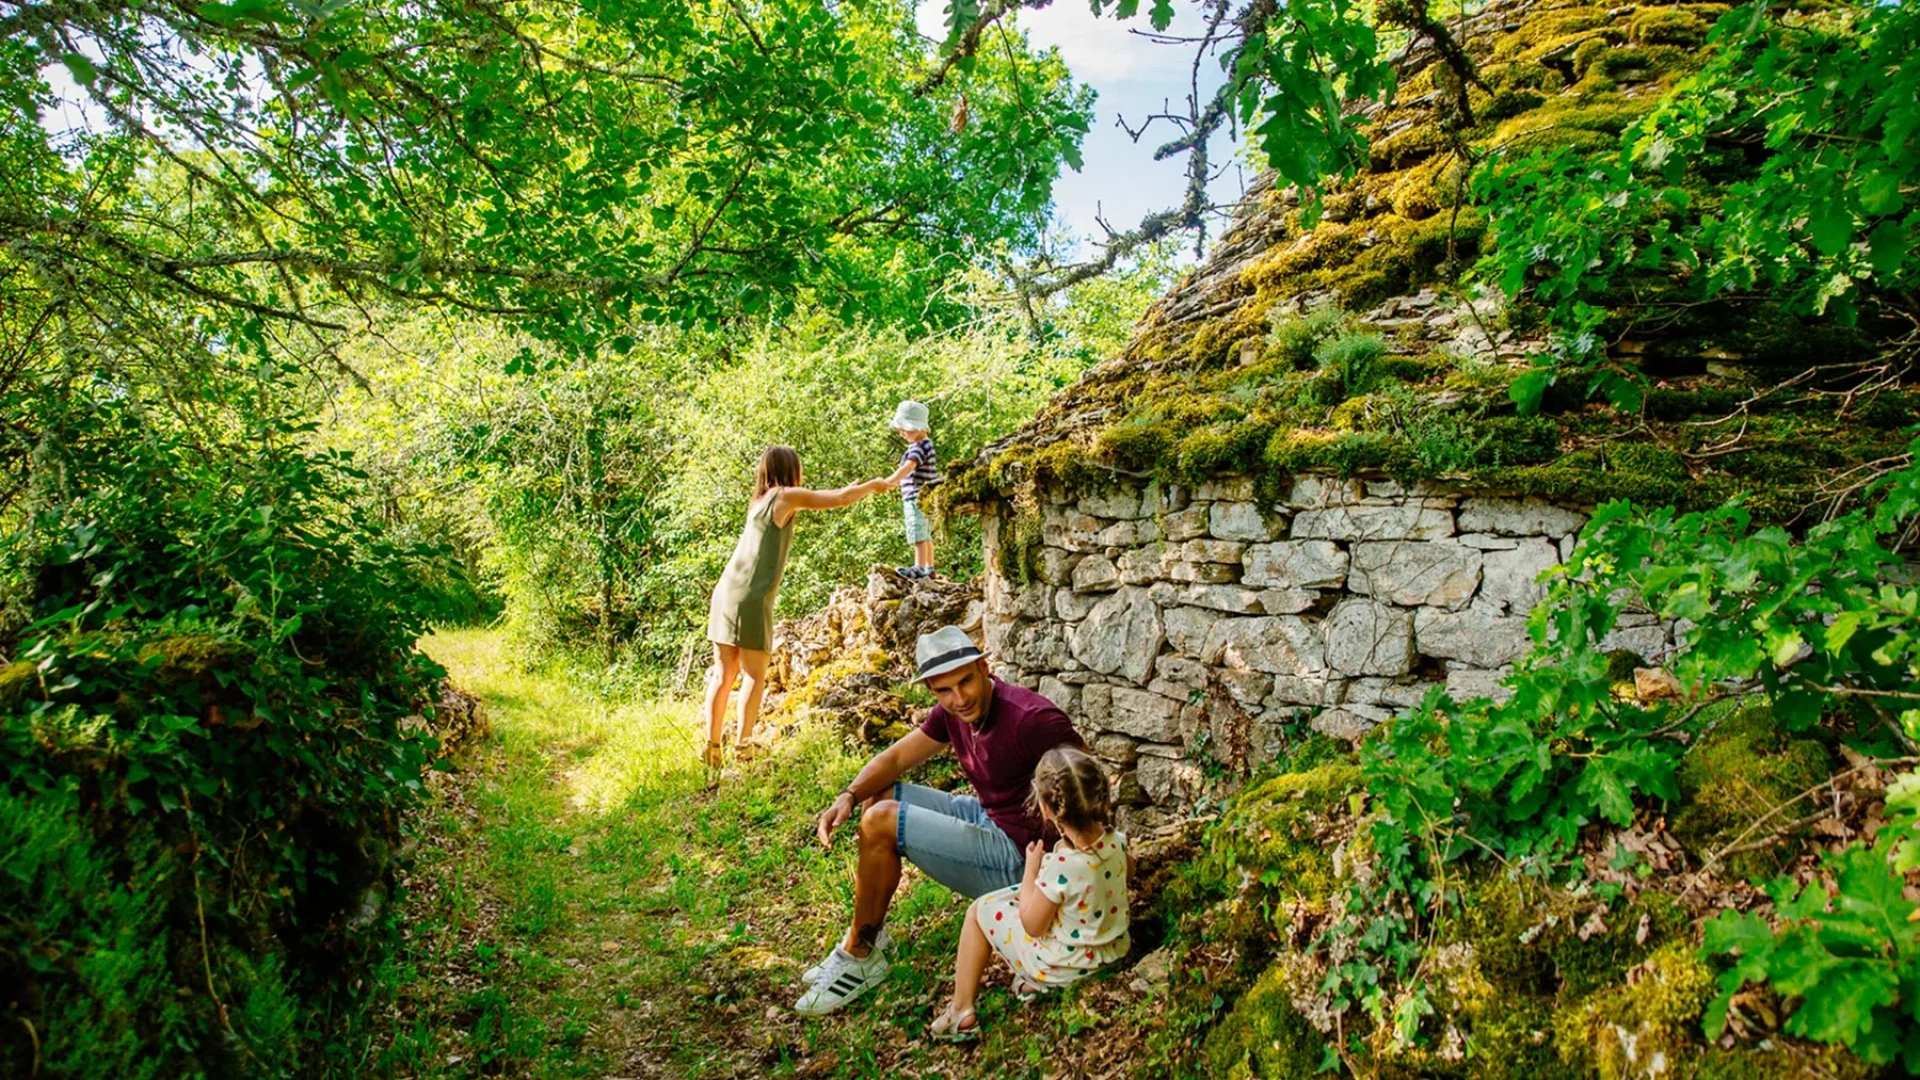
[{"xmin": 1475, "ymin": 0, "xmax": 1920, "ymax": 409}]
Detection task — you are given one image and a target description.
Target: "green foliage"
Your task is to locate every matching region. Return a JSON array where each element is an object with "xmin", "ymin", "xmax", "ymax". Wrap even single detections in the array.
[
  {"xmin": 4, "ymin": 0, "xmax": 1093, "ymax": 347},
  {"xmin": 0, "ymin": 349, "xmax": 455, "ymax": 1073},
  {"xmin": 332, "ymin": 254, "xmax": 1177, "ymax": 671},
  {"xmin": 1290, "ymin": 438, "xmax": 1920, "ymax": 1063},
  {"xmin": 1475, "ymin": 0, "xmax": 1920, "ymax": 410},
  {"xmin": 1705, "ymin": 843, "xmax": 1920, "ymax": 1068}
]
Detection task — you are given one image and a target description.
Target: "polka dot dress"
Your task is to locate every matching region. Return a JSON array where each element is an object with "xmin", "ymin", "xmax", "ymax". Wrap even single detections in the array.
[{"xmin": 973, "ymin": 831, "xmax": 1131, "ymax": 991}]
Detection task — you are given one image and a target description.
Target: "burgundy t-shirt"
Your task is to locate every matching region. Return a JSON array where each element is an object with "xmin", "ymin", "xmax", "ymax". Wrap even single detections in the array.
[{"xmin": 919, "ymin": 678, "xmax": 1085, "ymax": 848}]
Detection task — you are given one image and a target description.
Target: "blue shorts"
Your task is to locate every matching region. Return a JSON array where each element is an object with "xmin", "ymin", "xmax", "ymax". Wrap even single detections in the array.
[
  {"xmin": 893, "ymin": 782, "xmax": 1021, "ymax": 899},
  {"xmin": 903, "ymin": 498, "xmax": 933, "ymax": 545}
]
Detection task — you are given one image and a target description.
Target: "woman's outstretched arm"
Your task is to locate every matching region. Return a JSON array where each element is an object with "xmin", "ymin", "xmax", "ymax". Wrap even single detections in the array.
[{"xmin": 779, "ymin": 478, "xmax": 891, "ymax": 513}]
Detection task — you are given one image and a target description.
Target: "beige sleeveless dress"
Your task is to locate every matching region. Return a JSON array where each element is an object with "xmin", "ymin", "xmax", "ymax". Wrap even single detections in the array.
[{"xmin": 706, "ymin": 493, "xmax": 794, "ymax": 651}]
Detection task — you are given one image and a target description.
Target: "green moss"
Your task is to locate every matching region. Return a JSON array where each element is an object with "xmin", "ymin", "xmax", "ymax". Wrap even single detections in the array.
[
  {"xmin": 1553, "ymin": 943, "xmax": 1716, "ymax": 1079},
  {"xmin": 0, "ymin": 660, "xmax": 38, "ymax": 711},
  {"xmin": 1631, "ymin": 7, "xmax": 1712, "ymax": 45},
  {"xmin": 1671, "ymin": 703, "xmax": 1832, "ymax": 880},
  {"xmin": 1201, "ymin": 964, "xmax": 1330, "ymax": 1080},
  {"xmin": 1693, "ymin": 1043, "xmax": 1880, "ymax": 1080},
  {"xmin": 1464, "ymin": 1000, "xmax": 1579, "ymax": 1080},
  {"xmin": 1195, "ymin": 763, "xmax": 1362, "ymax": 922},
  {"xmin": 1549, "ymin": 891, "xmax": 1693, "ymax": 998}
]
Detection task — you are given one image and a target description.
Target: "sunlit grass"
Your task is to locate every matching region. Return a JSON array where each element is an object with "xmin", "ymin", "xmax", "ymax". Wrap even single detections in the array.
[{"xmin": 350, "ymin": 629, "xmax": 1154, "ymax": 1079}]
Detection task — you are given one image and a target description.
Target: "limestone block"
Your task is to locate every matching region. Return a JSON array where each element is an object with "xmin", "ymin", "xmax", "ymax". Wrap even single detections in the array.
[
  {"xmin": 1457, "ymin": 532, "xmax": 1520, "ymax": 551},
  {"xmin": 1259, "ymin": 588, "xmax": 1319, "ymax": 615},
  {"xmin": 1415, "ymin": 603, "xmax": 1531, "ymax": 668},
  {"xmin": 1136, "ymin": 741, "xmax": 1183, "ymax": 759},
  {"xmin": 1479, "ymin": 537, "xmax": 1559, "ymax": 614},
  {"xmin": 1166, "ymin": 560, "xmax": 1240, "ymax": 585},
  {"xmin": 1065, "ymin": 513, "xmax": 1105, "ymax": 552},
  {"xmin": 1217, "ymin": 669, "xmax": 1273, "ymax": 706},
  {"xmin": 1143, "ymin": 481, "xmax": 1189, "ymax": 515},
  {"xmin": 1365, "ymin": 479, "xmax": 1409, "ymax": 500},
  {"xmin": 1266, "ymin": 673, "xmax": 1336, "ymax": 707},
  {"xmin": 1445, "ymin": 666, "xmax": 1513, "ymax": 704},
  {"xmin": 1115, "ymin": 769, "xmax": 1152, "ymax": 807},
  {"xmin": 1147, "ymin": 677, "xmax": 1201, "ymax": 704},
  {"xmin": 1012, "ymin": 621, "xmax": 1073, "ymax": 671},
  {"xmin": 1286, "ymin": 475, "xmax": 1366, "ymax": 508},
  {"xmin": 1323, "ymin": 598, "xmax": 1416, "ymax": 676},
  {"xmin": 1138, "ymin": 754, "xmax": 1204, "ymax": 804},
  {"xmin": 1182, "ymin": 538, "xmax": 1249, "ymax": 564},
  {"xmin": 1162, "ymin": 605, "xmax": 1223, "ymax": 658},
  {"xmin": 1152, "ymin": 583, "xmax": 1265, "ymax": 614},
  {"xmin": 1342, "ymin": 678, "xmax": 1436, "ymax": 710},
  {"xmin": 1096, "ymin": 518, "xmax": 1161, "ymax": 547},
  {"xmin": 1090, "ymin": 732, "xmax": 1139, "ymax": 767},
  {"xmin": 1349, "ymin": 541, "xmax": 1482, "ymax": 610},
  {"xmin": 1205, "ymin": 615, "xmax": 1327, "ymax": 674},
  {"xmin": 1161, "ymin": 505, "xmax": 1212, "ymax": 542},
  {"xmin": 1036, "ymin": 547, "xmax": 1082, "ymax": 586},
  {"xmin": 1080, "ymin": 486, "xmax": 1145, "ymax": 520},
  {"xmin": 1037, "ymin": 675, "xmax": 1080, "ymax": 717},
  {"xmin": 1107, "ymin": 686, "xmax": 1184, "ymax": 742},
  {"xmin": 1560, "ymin": 535, "xmax": 1576, "ymax": 562},
  {"xmin": 1118, "ymin": 543, "xmax": 1167, "ymax": 585},
  {"xmin": 1055, "ymin": 588, "xmax": 1102, "ymax": 622},
  {"xmin": 1069, "ymin": 587, "xmax": 1164, "ymax": 684},
  {"xmin": 1072, "ymin": 554, "xmax": 1120, "ymax": 593},
  {"xmin": 1244, "ymin": 540, "xmax": 1349, "ymax": 589},
  {"xmin": 1211, "ymin": 501, "xmax": 1286, "ymax": 542},
  {"xmin": 983, "ymin": 611, "xmax": 1016, "ymax": 661},
  {"xmin": 1310, "ymin": 707, "xmax": 1374, "ymax": 741},
  {"xmin": 1081, "ymin": 683, "xmax": 1112, "ymax": 722},
  {"xmin": 1153, "ymin": 655, "xmax": 1209, "ymax": 692},
  {"xmin": 1195, "ymin": 476, "xmax": 1255, "ymax": 502},
  {"xmin": 1293, "ymin": 504, "xmax": 1454, "ymax": 542},
  {"xmin": 1599, "ymin": 623, "xmax": 1668, "ymax": 660},
  {"xmin": 1456, "ymin": 497, "xmax": 1588, "ymax": 538},
  {"xmin": 1040, "ymin": 504, "xmax": 1072, "ymax": 548},
  {"xmin": 1014, "ymin": 582, "xmax": 1053, "ymax": 620}
]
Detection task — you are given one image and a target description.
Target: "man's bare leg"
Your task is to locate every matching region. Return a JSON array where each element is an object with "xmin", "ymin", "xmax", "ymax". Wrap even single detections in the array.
[{"xmin": 840, "ymin": 799, "xmax": 902, "ymax": 958}]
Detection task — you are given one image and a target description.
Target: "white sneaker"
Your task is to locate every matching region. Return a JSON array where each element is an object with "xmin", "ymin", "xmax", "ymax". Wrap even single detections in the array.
[
  {"xmin": 802, "ymin": 929, "xmax": 891, "ymax": 984},
  {"xmin": 792, "ymin": 946, "xmax": 889, "ymax": 1015}
]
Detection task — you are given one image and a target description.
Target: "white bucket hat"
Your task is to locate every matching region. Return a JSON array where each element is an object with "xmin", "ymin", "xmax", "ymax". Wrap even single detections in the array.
[
  {"xmin": 889, "ymin": 400, "xmax": 930, "ymax": 431},
  {"xmin": 913, "ymin": 625, "xmax": 982, "ymax": 683}
]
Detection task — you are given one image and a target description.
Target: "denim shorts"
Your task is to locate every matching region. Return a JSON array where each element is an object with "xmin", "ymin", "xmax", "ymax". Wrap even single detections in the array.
[
  {"xmin": 902, "ymin": 498, "xmax": 933, "ymax": 545},
  {"xmin": 893, "ymin": 782, "xmax": 1021, "ymax": 898}
]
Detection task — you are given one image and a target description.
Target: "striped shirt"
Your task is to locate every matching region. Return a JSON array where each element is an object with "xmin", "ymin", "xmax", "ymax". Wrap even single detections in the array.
[{"xmin": 900, "ymin": 438, "xmax": 939, "ymax": 500}]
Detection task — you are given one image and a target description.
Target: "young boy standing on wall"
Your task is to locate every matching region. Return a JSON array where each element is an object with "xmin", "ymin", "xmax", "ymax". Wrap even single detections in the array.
[{"xmin": 885, "ymin": 400, "xmax": 939, "ymax": 581}]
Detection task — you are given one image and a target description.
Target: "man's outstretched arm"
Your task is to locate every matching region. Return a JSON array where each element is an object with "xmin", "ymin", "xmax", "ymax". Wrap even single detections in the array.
[{"xmin": 815, "ymin": 728, "xmax": 944, "ymax": 847}]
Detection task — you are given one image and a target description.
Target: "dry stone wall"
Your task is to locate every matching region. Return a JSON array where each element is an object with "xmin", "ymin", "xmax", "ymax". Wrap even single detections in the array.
[{"xmin": 981, "ymin": 474, "xmax": 1670, "ymax": 828}]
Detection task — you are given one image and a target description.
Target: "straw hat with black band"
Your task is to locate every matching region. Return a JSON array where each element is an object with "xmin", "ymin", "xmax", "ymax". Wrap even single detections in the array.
[{"xmin": 911, "ymin": 625, "xmax": 982, "ymax": 684}]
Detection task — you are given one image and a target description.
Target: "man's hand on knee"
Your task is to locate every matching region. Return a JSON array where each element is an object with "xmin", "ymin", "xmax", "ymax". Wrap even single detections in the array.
[{"xmin": 858, "ymin": 799, "xmax": 898, "ymax": 848}]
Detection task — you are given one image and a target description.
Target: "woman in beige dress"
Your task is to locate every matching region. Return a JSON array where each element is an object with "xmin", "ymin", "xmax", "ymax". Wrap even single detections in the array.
[{"xmin": 704, "ymin": 446, "xmax": 889, "ymax": 768}]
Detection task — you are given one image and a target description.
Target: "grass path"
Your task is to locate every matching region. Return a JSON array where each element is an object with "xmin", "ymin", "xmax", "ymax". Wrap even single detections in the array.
[{"xmin": 370, "ymin": 629, "xmax": 1175, "ymax": 1079}]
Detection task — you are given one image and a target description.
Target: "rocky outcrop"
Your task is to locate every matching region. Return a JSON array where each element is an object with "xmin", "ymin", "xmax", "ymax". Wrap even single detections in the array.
[{"xmin": 761, "ymin": 568, "xmax": 986, "ymax": 744}]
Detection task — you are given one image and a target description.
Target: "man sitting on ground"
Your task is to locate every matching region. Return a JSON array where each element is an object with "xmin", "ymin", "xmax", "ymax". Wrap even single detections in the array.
[{"xmin": 795, "ymin": 625, "xmax": 1085, "ymax": 1015}]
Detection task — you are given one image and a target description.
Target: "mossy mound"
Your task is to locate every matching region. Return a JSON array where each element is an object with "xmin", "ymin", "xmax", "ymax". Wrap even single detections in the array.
[
  {"xmin": 1670, "ymin": 703, "xmax": 1834, "ymax": 881},
  {"xmin": 937, "ymin": 0, "xmax": 1916, "ymax": 532},
  {"xmin": 1161, "ymin": 701, "xmax": 1888, "ymax": 1079}
]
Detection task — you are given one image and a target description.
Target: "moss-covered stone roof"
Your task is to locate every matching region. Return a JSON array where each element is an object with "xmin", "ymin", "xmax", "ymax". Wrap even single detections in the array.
[{"xmin": 940, "ymin": 0, "xmax": 1917, "ymax": 529}]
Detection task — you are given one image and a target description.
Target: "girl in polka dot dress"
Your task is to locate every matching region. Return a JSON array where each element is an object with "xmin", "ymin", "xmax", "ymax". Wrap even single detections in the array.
[{"xmin": 930, "ymin": 745, "xmax": 1131, "ymax": 1041}]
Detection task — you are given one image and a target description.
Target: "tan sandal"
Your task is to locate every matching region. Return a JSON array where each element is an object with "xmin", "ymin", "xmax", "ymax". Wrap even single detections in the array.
[
  {"xmin": 733, "ymin": 742, "xmax": 757, "ymax": 763},
  {"xmin": 929, "ymin": 1004, "xmax": 979, "ymax": 1043},
  {"xmin": 703, "ymin": 741, "xmax": 724, "ymax": 769}
]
